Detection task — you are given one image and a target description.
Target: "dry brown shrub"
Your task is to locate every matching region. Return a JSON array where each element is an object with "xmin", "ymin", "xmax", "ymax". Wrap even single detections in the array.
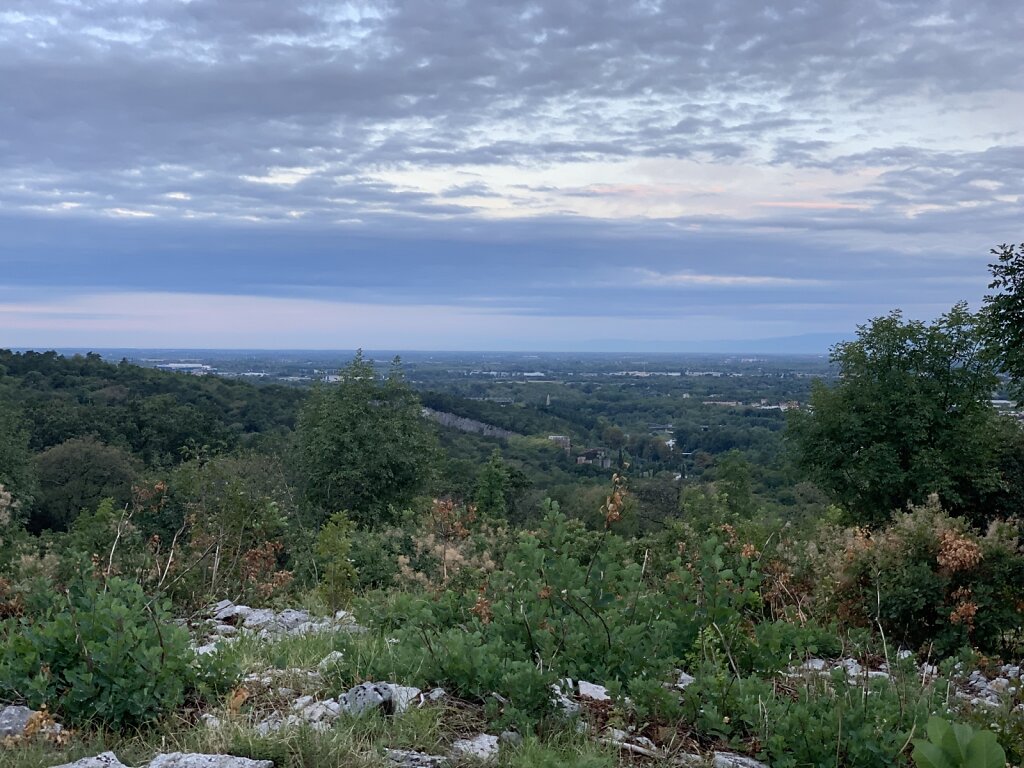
[
  {"xmin": 396, "ymin": 498, "xmax": 501, "ymax": 590},
  {"xmin": 937, "ymin": 530, "xmax": 983, "ymax": 573}
]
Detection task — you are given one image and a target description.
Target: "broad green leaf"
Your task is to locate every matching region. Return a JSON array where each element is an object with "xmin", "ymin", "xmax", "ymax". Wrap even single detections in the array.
[
  {"xmin": 964, "ymin": 731, "xmax": 1006, "ymax": 768},
  {"xmin": 912, "ymin": 739, "xmax": 953, "ymax": 768}
]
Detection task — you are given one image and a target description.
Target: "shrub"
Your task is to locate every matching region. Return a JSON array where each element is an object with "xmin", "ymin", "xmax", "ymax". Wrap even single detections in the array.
[
  {"xmin": 316, "ymin": 511, "xmax": 358, "ymax": 610},
  {"xmin": 832, "ymin": 497, "xmax": 1024, "ymax": 655},
  {"xmin": 0, "ymin": 573, "xmax": 196, "ymax": 727}
]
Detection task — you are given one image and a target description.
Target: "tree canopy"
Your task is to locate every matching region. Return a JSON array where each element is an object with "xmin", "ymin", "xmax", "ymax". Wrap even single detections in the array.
[
  {"xmin": 983, "ymin": 241, "xmax": 1024, "ymax": 401},
  {"xmin": 787, "ymin": 303, "xmax": 1007, "ymax": 527},
  {"xmin": 297, "ymin": 351, "xmax": 439, "ymax": 526}
]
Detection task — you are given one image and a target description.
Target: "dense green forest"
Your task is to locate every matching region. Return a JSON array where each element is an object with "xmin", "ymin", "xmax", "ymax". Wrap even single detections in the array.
[{"xmin": 2, "ymin": 243, "xmax": 1024, "ymax": 768}]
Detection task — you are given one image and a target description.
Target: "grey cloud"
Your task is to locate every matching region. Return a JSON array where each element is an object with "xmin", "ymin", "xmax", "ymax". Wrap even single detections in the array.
[{"xmin": 0, "ymin": 0, "xmax": 1021, "ymax": 239}]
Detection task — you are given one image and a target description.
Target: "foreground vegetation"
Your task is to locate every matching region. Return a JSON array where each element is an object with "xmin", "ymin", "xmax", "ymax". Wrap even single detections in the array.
[{"xmin": 2, "ymin": 243, "xmax": 1024, "ymax": 767}]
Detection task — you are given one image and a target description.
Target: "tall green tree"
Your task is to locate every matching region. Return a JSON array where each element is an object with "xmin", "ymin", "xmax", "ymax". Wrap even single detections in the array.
[
  {"xmin": 474, "ymin": 449, "xmax": 510, "ymax": 519},
  {"xmin": 716, "ymin": 449, "xmax": 755, "ymax": 518},
  {"xmin": 983, "ymin": 241, "xmax": 1024, "ymax": 401},
  {"xmin": 787, "ymin": 304, "xmax": 1003, "ymax": 527},
  {"xmin": 297, "ymin": 351, "xmax": 439, "ymax": 527}
]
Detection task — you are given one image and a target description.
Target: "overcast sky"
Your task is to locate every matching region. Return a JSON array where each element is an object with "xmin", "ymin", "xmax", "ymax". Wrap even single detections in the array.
[{"xmin": 1, "ymin": 0, "xmax": 1021, "ymax": 350}]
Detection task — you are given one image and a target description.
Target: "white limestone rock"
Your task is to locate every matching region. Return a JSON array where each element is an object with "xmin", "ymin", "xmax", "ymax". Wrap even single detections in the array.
[
  {"xmin": 49, "ymin": 752, "xmax": 129, "ymax": 768},
  {"xmin": 578, "ymin": 680, "xmax": 611, "ymax": 701},
  {"xmin": 390, "ymin": 685, "xmax": 422, "ymax": 714},
  {"xmin": 713, "ymin": 752, "xmax": 770, "ymax": 768},
  {"xmin": 148, "ymin": 754, "xmax": 274, "ymax": 768},
  {"xmin": 341, "ymin": 682, "xmax": 393, "ymax": 717},
  {"xmin": 676, "ymin": 670, "xmax": 697, "ymax": 689},
  {"xmin": 551, "ymin": 680, "xmax": 580, "ymax": 716},
  {"xmin": 450, "ymin": 734, "xmax": 500, "ymax": 761}
]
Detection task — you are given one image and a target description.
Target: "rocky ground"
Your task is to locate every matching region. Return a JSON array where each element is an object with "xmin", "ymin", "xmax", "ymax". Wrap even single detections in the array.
[{"xmin": 5, "ymin": 600, "xmax": 1022, "ymax": 768}]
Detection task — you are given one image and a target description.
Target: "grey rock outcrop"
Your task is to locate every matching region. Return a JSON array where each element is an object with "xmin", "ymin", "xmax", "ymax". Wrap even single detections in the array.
[
  {"xmin": 0, "ymin": 704, "xmax": 34, "ymax": 738},
  {"xmin": 148, "ymin": 755, "xmax": 274, "ymax": 768},
  {"xmin": 204, "ymin": 601, "xmax": 364, "ymax": 644}
]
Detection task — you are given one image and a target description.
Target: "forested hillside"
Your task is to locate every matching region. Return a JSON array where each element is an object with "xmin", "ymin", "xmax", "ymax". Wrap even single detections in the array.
[{"xmin": 2, "ymin": 244, "xmax": 1024, "ymax": 768}]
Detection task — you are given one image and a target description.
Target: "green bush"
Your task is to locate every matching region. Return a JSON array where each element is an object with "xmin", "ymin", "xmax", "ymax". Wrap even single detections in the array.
[
  {"xmin": 315, "ymin": 511, "xmax": 358, "ymax": 610},
  {"xmin": 0, "ymin": 573, "xmax": 199, "ymax": 727}
]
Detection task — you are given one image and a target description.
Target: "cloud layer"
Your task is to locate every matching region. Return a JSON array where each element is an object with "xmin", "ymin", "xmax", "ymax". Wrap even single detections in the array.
[{"xmin": 0, "ymin": 0, "xmax": 1021, "ymax": 348}]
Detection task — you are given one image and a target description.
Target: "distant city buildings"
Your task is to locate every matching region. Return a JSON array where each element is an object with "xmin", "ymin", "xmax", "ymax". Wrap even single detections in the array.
[{"xmin": 155, "ymin": 363, "xmax": 213, "ymax": 375}]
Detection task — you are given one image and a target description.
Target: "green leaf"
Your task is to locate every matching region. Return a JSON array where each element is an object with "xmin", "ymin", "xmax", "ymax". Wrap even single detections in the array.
[
  {"xmin": 964, "ymin": 731, "xmax": 1006, "ymax": 768},
  {"xmin": 911, "ymin": 740, "xmax": 953, "ymax": 768},
  {"xmin": 939, "ymin": 720, "xmax": 973, "ymax": 762}
]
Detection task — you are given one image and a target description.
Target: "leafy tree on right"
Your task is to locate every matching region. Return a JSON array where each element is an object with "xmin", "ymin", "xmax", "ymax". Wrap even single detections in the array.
[
  {"xmin": 787, "ymin": 302, "xmax": 1013, "ymax": 527},
  {"xmin": 982, "ymin": 241, "xmax": 1024, "ymax": 402}
]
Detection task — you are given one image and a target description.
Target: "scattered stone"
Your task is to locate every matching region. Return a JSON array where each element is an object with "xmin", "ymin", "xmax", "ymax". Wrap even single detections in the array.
[
  {"xmin": 0, "ymin": 704, "xmax": 34, "ymax": 737},
  {"xmin": 254, "ymin": 717, "xmax": 281, "ymax": 736},
  {"xmin": 385, "ymin": 748, "xmax": 450, "ymax": 767},
  {"xmin": 301, "ymin": 702, "xmax": 336, "ymax": 723},
  {"xmin": 340, "ymin": 681, "xmax": 419, "ymax": 717},
  {"xmin": 551, "ymin": 680, "xmax": 580, "ymax": 716},
  {"xmin": 392, "ymin": 686, "xmax": 422, "ymax": 714},
  {"xmin": 422, "ymin": 688, "xmax": 447, "ymax": 705},
  {"xmin": 990, "ymin": 677, "xmax": 1010, "ymax": 693},
  {"xmin": 200, "ymin": 713, "xmax": 222, "ymax": 729},
  {"xmin": 800, "ymin": 659, "xmax": 828, "ymax": 672},
  {"xmin": 291, "ymin": 695, "xmax": 316, "ymax": 712},
  {"xmin": 148, "ymin": 754, "xmax": 274, "ymax": 768},
  {"xmin": 450, "ymin": 734, "xmax": 500, "ymax": 761},
  {"xmin": 713, "ymin": 752, "xmax": 770, "ymax": 768},
  {"xmin": 840, "ymin": 658, "xmax": 862, "ymax": 676},
  {"xmin": 578, "ymin": 680, "xmax": 611, "ymax": 701},
  {"xmin": 49, "ymin": 753, "xmax": 129, "ymax": 768},
  {"xmin": 676, "ymin": 670, "xmax": 697, "ymax": 689},
  {"xmin": 323, "ymin": 699, "xmax": 342, "ymax": 717},
  {"xmin": 202, "ymin": 601, "xmax": 365, "ymax": 648}
]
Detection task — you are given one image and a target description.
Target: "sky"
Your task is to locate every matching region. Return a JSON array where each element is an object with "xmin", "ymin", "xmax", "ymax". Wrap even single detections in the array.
[{"xmin": 1, "ymin": 0, "xmax": 1022, "ymax": 351}]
